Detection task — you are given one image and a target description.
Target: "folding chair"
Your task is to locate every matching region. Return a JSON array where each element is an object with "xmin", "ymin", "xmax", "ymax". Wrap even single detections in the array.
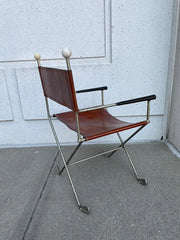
[{"xmin": 34, "ymin": 48, "xmax": 156, "ymax": 214}]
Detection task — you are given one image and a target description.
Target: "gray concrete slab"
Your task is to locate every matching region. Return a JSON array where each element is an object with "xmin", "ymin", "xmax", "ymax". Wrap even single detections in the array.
[
  {"xmin": 0, "ymin": 146, "xmax": 58, "ymax": 240},
  {"xmin": 1, "ymin": 143, "xmax": 180, "ymax": 240},
  {"xmin": 24, "ymin": 143, "xmax": 180, "ymax": 240}
]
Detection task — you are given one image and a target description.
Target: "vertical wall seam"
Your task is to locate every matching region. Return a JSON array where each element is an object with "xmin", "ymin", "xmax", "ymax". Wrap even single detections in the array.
[{"xmin": 165, "ymin": 0, "xmax": 179, "ymax": 139}]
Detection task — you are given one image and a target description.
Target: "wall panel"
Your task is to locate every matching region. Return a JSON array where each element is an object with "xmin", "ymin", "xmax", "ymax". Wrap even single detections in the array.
[
  {"xmin": 0, "ymin": 70, "xmax": 13, "ymax": 121},
  {"xmin": 0, "ymin": 0, "xmax": 105, "ymax": 62},
  {"xmin": 0, "ymin": 0, "xmax": 174, "ymax": 145}
]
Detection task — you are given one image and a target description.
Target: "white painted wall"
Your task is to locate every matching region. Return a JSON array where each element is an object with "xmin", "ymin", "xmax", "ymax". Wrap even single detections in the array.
[
  {"xmin": 0, "ymin": 0, "xmax": 174, "ymax": 146},
  {"xmin": 169, "ymin": 5, "xmax": 180, "ymax": 151}
]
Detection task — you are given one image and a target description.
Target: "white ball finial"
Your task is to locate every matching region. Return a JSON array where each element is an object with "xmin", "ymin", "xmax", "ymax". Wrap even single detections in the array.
[
  {"xmin": 34, "ymin": 53, "xmax": 41, "ymax": 60},
  {"xmin": 62, "ymin": 48, "xmax": 72, "ymax": 58}
]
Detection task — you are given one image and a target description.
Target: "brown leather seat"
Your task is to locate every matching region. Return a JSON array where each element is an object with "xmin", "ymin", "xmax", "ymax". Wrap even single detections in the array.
[
  {"xmin": 55, "ymin": 108, "xmax": 148, "ymax": 141},
  {"xmin": 38, "ymin": 66, "xmax": 150, "ymax": 142}
]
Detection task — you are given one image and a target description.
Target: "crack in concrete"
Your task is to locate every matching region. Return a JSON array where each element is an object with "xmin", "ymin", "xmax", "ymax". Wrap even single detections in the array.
[{"xmin": 20, "ymin": 150, "xmax": 59, "ymax": 240}]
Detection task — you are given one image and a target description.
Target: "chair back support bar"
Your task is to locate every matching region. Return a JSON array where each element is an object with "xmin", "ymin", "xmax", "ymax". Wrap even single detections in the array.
[{"xmin": 38, "ymin": 66, "xmax": 78, "ymax": 111}]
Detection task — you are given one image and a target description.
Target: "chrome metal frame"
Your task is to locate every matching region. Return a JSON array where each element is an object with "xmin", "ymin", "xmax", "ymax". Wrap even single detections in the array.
[
  {"xmin": 147, "ymin": 100, "xmax": 150, "ymax": 122},
  {"xmin": 35, "ymin": 51, "xmax": 151, "ymax": 214},
  {"xmin": 107, "ymin": 125, "xmax": 145, "ymax": 157},
  {"xmin": 101, "ymin": 90, "xmax": 104, "ymax": 105},
  {"xmin": 116, "ymin": 132, "xmax": 147, "ymax": 185},
  {"xmin": 78, "ymin": 102, "xmax": 116, "ymax": 113},
  {"xmin": 47, "ymin": 102, "xmax": 147, "ymax": 212},
  {"xmin": 45, "ymin": 97, "xmax": 89, "ymax": 214},
  {"xmin": 56, "ymin": 142, "xmax": 82, "ymax": 174}
]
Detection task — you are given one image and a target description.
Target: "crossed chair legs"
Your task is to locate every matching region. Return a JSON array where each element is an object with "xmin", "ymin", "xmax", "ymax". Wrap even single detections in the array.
[{"xmin": 49, "ymin": 117, "xmax": 147, "ymax": 214}]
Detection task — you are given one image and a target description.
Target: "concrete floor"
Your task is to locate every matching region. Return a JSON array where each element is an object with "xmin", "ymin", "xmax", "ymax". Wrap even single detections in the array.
[{"xmin": 0, "ymin": 142, "xmax": 180, "ymax": 240}]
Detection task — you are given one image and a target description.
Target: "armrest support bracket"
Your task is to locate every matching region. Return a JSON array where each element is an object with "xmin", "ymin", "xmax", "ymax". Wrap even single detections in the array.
[
  {"xmin": 76, "ymin": 86, "xmax": 108, "ymax": 93},
  {"xmin": 76, "ymin": 86, "xmax": 108, "ymax": 106},
  {"xmin": 78, "ymin": 95, "xmax": 156, "ymax": 113}
]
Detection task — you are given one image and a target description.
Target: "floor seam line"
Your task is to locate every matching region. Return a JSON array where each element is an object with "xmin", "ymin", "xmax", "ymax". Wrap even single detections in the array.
[{"xmin": 20, "ymin": 150, "xmax": 59, "ymax": 240}]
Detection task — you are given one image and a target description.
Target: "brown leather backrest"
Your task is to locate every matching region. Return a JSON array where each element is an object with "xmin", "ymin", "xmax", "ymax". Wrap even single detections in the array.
[{"xmin": 38, "ymin": 66, "xmax": 78, "ymax": 111}]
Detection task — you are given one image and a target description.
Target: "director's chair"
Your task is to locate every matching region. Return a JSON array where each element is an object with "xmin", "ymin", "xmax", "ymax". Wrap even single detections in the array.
[{"xmin": 34, "ymin": 48, "xmax": 156, "ymax": 214}]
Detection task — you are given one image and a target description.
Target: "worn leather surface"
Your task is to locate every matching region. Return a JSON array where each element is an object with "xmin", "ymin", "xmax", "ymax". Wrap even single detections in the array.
[
  {"xmin": 39, "ymin": 67, "xmax": 78, "ymax": 111},
  {"xmin": 55, "ymin": 109, "xmax": 148, "ymax": 141},
  {"xmin": 38, "ymin": 66, "xmax": 148, "ymax": 141}
]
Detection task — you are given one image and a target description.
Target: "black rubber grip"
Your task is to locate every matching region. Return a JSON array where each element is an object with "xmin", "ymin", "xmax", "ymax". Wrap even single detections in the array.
[
  {"xmin": 116, "ymin": 95, "xmax": 156, "ymax": 106},
  {"xmin": 76, "ymin": 86, "xmax": 108, "ymax": 93}
]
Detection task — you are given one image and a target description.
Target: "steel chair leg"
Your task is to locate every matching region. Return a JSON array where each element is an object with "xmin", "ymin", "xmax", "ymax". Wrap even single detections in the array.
[
  {"xmin": 48, "ymin": 117, "xmax": 90, "ymax": 214},
  {"xmin": 107, "ymin": 125, "xmax": 145, "ymax": 158},
  {"xmin": 117, "ymin": 133, "xmax": 147, "ymax": 185},
  {"xmin": 56, "ymin": 142, "xmax": 82, "ymax": 175}
]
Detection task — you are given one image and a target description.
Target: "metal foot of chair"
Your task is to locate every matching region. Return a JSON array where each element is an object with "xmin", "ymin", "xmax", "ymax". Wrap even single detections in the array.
[
  {"xmin": 137, "ymin": 178, "xmax": 147, "ymax": 185},
  {"xmin": 78, "ymin": 205, "xmax": 90, "ymax": 214}
]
